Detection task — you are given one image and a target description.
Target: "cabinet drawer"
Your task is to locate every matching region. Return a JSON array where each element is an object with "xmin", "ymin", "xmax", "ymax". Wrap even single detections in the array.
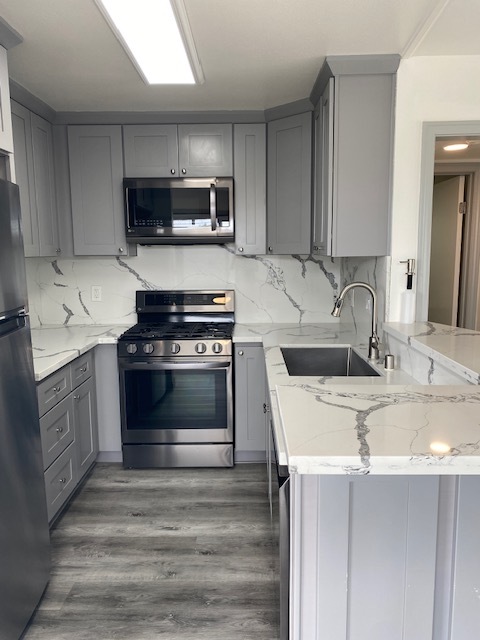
[
  {"xmin": 37, "ymin": 367, "xmax": 71, "ymax": 417},
  {"xmin": 71, "ymin": 351, "xmax": 93, "ymax": 389},
  {"xmin": 40, "ymin": 395, "xmax": 75, "ymax": 470},
  {"xmin": 44, "ymin": 442, "xmax": 76, "ymax": 522}
]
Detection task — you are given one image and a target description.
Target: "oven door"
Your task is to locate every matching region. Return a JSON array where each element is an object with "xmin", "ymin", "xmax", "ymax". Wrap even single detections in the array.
[{"xmin": 119, "ymin": 356, "xmax": 233, "ymax": 444}]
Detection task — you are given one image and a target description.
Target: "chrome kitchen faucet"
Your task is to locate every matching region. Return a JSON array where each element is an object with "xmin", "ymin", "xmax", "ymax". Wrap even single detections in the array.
[{"xmin": 331, "ymin": 282, "xmax": 380, "ymax": 360}]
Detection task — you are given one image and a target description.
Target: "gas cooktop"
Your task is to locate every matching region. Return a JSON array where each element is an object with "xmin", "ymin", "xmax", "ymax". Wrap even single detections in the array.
[{"xmin": 120, "ymin": 322, "xmax": 234, "ymax": 341}]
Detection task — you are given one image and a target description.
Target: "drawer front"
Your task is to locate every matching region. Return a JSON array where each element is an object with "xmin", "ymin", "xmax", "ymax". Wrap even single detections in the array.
[
  {"xmin": 44, "ymin": 442, "xmax": 76, "ymax": 522},
  {"xmin": 40, "ymin": 395, "xmax": 75, "ymax": 470},
  {"xmin": 71, "ymin": 352, "xmax": 93, "ymax": 389},
  {"xmin": 37, "ymin": 367, "xmax": 71, "ymax": 417}
]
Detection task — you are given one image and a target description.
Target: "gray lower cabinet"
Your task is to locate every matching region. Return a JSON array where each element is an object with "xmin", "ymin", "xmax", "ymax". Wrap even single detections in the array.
[
  {"xmin": 233, "ymin": 123, "xmax": 266, "ymax": 255},
  {"xmin": 123, "ymin": 123, "xmax": 233, "ymax": 178},
  {"xmin": 11, "ymin": 100, "xmax": 60, "ymax": 257},
  {"xmin": 267, "ymin": 112, "xmax": 312, "ymax": 255},
  {"xmin": 312, "ymin": 56, "xmax": 398, "ymax": 257},
  {"xmin": 68, "ymin": 125, "xmax": 130, "ymax": 256},
  {"xmin": 234, "ymin": 344, "xmax": 267, "ymax": 462},
  {"xmin": 37, "ymin": 351, "xmax": 98, "ymax": 522}
]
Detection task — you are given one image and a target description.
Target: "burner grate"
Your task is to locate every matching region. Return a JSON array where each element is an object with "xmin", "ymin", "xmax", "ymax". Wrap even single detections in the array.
[{"xmin": 121, "ymin": 322, "xmax": 234, "ymax": 341}]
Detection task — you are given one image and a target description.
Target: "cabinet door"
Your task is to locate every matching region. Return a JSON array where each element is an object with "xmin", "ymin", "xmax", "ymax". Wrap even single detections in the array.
[
  {"xmin": 267, "ymin": 112, "xmax": 312, "ymax": 254},
  {"xmin": 123, "ymin": 124, "xmax": 178, "ymax": 177},
  {"xmin": 11, "ymin": 101, "xmax": 38, "ymax": 257},
  {"xmin": 233, "ymin": 123, "xmax": 266, "ymax": 255},
  {"xmin": 0, "ymin": 46, "xmax": 13, "ymax": 154},
  {"xmin": 312, "ymin": 78, "xmax": 334, "ymax": 256},
  {"xmin": 73, "ymin": 376, "xmax": 98, "ymax": 480},
  {"xmin": 332, "ymin": 74, "xmax": 393, "ymax": 256},
  {"xmin": 178, "ymin": 124, "xmax": 233, "ymax": 176},
  {"xmin": 31, "ymin": 113, "xmax": 60, "ymax": 256},
  {"xmin": 68, "ymin": 125, "xmax": 128, "ymax": 256},
  {"xmin": 234, "ymin": 345, "xmax": 267, "ymax": 460}
]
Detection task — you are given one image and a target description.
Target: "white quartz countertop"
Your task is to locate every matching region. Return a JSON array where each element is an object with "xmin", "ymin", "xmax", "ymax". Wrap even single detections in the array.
[
  {"xmin": 31, "ymin": 324, "xmax": 131, "ymax": 381},
  {"xmin": 276, "ymin": 383, "xmax": 480, "ymax": 475},
  {"xmin": 31, "ymin": 321, "xmax": 480, "ymax": 476},
  {"xmin": 236, "ymin": 322, "xmax": 480, "ymax": 476},
  {"xmin": 384, "ymin": 321, "xmax": 480, "ymax": 384}
]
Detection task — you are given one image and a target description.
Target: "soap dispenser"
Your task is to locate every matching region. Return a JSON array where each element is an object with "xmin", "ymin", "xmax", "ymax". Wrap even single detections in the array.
[{"xmin": 400, "ymin": 259, "xmax": 416, "ymax": 323}]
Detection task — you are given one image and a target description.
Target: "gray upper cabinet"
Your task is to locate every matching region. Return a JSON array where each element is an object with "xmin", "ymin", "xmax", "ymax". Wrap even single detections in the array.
[
  {"xmin": 312, "ymin": 56, "xmax": 399, "ymax": 257},
  {"xmin": 267, "ymin": 112, "xmax": 312, "ymax": 255},
  {"xmin": 68, "ymin": 125, "xmax": 128, "ymax": 256},
  {"xmin": 178, "ymin": 124, "xmax": 232, "ymax": 176},
  {"xmin": 123, "ymin": 123, "xmax": 233, "ymax": 178},
  {"xmin": 0, "ymin": 46, "xmax": 13, "ymax": 155},
  {"xmin": 312, "ymin": 79, "xmax": 333, "ymax": 256},
  {"xmin": 123, "ymin": 124, "xmax": 178, "ymax": 177},
  {"xmin": 11, "ymin": 100, "xmax": 60, "ymax": 257},
  {"xmin": 233, "ymin": 123, "xmax": 266, "ymax": 255}
]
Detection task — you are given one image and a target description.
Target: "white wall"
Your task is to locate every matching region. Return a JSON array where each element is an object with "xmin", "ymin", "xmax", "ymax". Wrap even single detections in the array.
[{"xmin": 389, "ymin": 55, "xmax": 480, "ymax": 321}]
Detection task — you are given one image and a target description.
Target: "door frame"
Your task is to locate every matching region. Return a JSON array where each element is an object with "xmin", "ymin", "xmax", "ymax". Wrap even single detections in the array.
[{"xmin": 417, "ymin": 122, "xmax": 480, "ymax": 323}]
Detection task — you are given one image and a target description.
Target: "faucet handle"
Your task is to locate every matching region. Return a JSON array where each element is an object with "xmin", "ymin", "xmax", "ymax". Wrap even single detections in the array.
[{"xmin": 368, "ymin": 335, "xmax": 380, "ymax": 361}]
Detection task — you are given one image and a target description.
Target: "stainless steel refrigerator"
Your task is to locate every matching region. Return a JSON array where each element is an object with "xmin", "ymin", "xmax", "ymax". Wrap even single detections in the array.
[{"xmin": 0, "ymin": 179, "xmax": 50, "ymax": 638}]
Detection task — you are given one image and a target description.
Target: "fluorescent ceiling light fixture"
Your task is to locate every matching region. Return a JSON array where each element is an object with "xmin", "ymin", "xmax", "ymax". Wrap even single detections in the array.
[
  {"xmin": 443, "ymin": 143, "xmax": 469, "ymax": 151},
  {"xmin": 96, "ymin": 0, "xmax": 203, "ymax": 85}
]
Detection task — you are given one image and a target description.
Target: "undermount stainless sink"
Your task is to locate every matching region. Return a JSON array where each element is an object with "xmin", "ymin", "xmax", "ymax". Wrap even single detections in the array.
[{"xmin": 281, "ymin": 346, "xmax": 381, "ymax": 377}]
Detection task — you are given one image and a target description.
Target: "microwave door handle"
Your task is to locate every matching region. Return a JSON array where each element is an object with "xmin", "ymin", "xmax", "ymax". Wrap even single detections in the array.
[
  {"xmin": 125, "ymin": 187, "xmax": 131, "ymax": 228},
  {"xmin": 210, "ymin": 183, "xmax": 217, "ymax": 231}
]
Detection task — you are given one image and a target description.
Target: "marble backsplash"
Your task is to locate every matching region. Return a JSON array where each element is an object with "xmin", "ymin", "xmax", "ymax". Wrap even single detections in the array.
[{"xmin": 25, "ymin": 245, "xmax": 388, "ymax": 333}]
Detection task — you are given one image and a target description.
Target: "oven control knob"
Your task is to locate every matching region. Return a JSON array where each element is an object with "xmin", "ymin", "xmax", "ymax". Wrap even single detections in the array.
[
  {"xmin": 170, "ymin": 343, "xmax": 181, "ymax": 354},
  {"xmin": 195, "ymin": 342, "xmax": 207, "ymax": 354},
  {"xmin": 212, "ymin": 342, "xmax": 223, "ymax": 354},
  {"xmin": 126, "ymin": 343, "xmax": 138, "ymax": 355},
  {"xmin": 143, "ymin": 343, "xmax": 154, "ymax": 354}
]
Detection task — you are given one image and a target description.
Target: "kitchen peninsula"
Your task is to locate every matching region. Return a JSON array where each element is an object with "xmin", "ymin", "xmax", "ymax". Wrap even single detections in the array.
[{"xmin": 31, "ymin": 320, "xmax": 480, "ymax": 640}]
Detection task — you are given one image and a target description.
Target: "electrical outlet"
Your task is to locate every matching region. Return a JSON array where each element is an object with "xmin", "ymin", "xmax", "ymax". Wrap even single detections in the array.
[{"xmin": 91, "ymin": 285, "xmax": 102, "ymax": 302}]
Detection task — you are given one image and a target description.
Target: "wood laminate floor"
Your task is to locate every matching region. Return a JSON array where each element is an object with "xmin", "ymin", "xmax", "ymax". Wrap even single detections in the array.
[{"xmin": 23, "ymin": 463, "xmax": 279, "ymax": 640}]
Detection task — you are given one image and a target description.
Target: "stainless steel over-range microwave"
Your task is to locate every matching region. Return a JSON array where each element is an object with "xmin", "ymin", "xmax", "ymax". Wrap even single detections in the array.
[{"xmin": 124, "ymin": 177, "xmax": 234, "ymax": 245}]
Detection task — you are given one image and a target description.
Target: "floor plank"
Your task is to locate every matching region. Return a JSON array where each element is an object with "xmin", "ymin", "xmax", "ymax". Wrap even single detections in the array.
[{"xmin": 23, "ymin": 463, "xmax": 279, "ymax": 640}]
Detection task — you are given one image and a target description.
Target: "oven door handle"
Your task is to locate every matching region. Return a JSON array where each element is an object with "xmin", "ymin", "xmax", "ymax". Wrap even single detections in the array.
[{"xmin": 119, "ymin": 359, "xmax": 231, "ymax": 371}]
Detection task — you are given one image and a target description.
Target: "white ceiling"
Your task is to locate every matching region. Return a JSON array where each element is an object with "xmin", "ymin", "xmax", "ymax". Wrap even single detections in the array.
[{"xmin": 0, "ymin": 0, "xmax": 479, "ymax": 113}]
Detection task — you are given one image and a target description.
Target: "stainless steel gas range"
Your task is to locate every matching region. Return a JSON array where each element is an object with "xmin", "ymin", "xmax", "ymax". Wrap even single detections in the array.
[{"xmin": 118, "ymin": 290, "xmax": 234, "ymax": 468}]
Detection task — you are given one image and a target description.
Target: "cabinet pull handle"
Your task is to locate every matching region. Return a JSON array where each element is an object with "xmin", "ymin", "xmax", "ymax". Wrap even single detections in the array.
[
  {"xmin": 119, "ymin": 247, "xmax": 124, "ymax": 253},
  {"xmin": 56, "ymin": 427, "xmax": 64, "ymax": 433},
  {"xmin": 181, "ymin": 168, "xmax": 187, "ymax": 175},
  {"xmin": 238, "ymin": 350, "xmax": 244, "ymax": 356},
  {"xmin": 59, "ymin": 477, "xmax": 67, "ymax": 484},
  {"xmin": 268, "ymin": 247, "xmax": 273, "ymax": 252},
  {"xmin": 56, "ymin": 248, "xmax": 61, "ymax": 254},
  {"xmin": 53, "ymin": 386, "xmax": 60, "ymax": 393},
  {"xmin": 170, "ymin": 168, "xmax": 176, "ymax": 175},
  {"xmin": 80, "ymin": 366, "xmax": 87, "ymax": 373},
  {"xmin": 238, "ymin": 247, "xmax": 244, "ymax": 253},
  {"xmin": 73, "ymin": 395, "xmax": 80, "ymax": 400}
]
